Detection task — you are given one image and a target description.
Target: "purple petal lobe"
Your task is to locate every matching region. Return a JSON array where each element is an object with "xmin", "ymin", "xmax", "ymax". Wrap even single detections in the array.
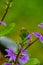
[
  {"xmin": 26, "ymin": 40, "xmax": 30, "ymax": 44},
  {"xmin": 0, "ymin": 21, "xmax": 6, "ymax": 26},
  {"xmin": 18, "ymin": 44, "xmax": 21, "ymax": 51},
  {"xmin": 13, "ymin": 54, "xmax": 16, "ymax": 61},
  {"xmin": 27, "ymin": 34, "xmax": 32, "ymax": 39},
  {"xmin": 19, "ymin": 55, "xmax": 29, "ymax": 64},
  {"xmin": 38, "ymin": 23, "xmax": 43, "ymax": 28},
  {"xmin": 21, "ymin": 49, "xmax": 27, "ymax": 55},
  {"xmin": 39, "ymin": 35, "xmax": 43, "ymax": 43},
  {"xmin": 5, "ymin": 48, "xmax": 16, "ymax": 62},
  {"xmin": 32, "ymin": 32, "xmax": 40, "ymax": 38},
  {"xmin": 4, "ymin": 63, "xmax": 12, "ymax": 65}
]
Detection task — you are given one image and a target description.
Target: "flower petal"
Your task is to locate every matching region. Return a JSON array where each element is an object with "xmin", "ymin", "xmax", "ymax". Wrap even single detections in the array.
[
  {"xmin": 13, "ymin": 54, "xmax": 16, "ymax": 61},
  {"xmin": 21, "ymin": 49, "xmax": 27, "ymax": 55},
  {"xmin": 38, "ymin": 23, "xmax": 43, "ymax": 28},
  {"xmin": 39, "ymin": 35, "xmax": 43, "ymax": 43},
  {"xmin": 18, "ymin": 44, "xmax": 21, "ymax": 51},
  {"xmin": 5, "ymin": 48, "xmax": 14, "ymax": 55},
  {"xmin": 9, "ymin": 57, "xmax": 13, "ymax": 61},
  {"xmin": 32, "ymin": 32, "xmax": 40, "ymax": 38},
  {"xmin": 5, "ymin": 54, "xmax": 10, "ymax": 57},
  {"xmin": 27, "ymin": 34, "xmax": 32, "ymax": 39},
  {"xmin": 0, "ymin": 21, "xmax": 6, "ymax": 26},
  {"xmin": 5, "ymin": 48, "xmax": 16, "ymax": 62},
  {"xmin": 26, "ymin": 40, "xmax": 30, "ymax": 44},
  {"xmin": 19, "ymin": 55, "xmax": 29, "ymax": 64},
  {"xmin": 4, "ymin": 63, "xmax": 12, "ymax": 65},
  {"xmin": 5, "ymin": 49, "xmax": 10, "ymax": 53}
]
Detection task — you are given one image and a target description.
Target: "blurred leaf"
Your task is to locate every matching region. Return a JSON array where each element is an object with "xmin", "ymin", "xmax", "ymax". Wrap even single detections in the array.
[
  {"xmin": 6, "ymin": 0, "xmax": 13, "ymax": 8},
  {"xmin": 19, "ymin": 27, "xmax": 29, "ymax": 40},
  {"xmin": 28, "ymin": 58, "xmax": 40, "ymax": 65},
  {"xmin": 6, "ymin": 0, "xmax": 13, "ymax": 3},
  {"xmin": 0, "ymin": 23, "xmax": 15, "ymax": 36},
  {"xmin": 0, "ymin": 36, "xmax": 17, "ymax": 52}
]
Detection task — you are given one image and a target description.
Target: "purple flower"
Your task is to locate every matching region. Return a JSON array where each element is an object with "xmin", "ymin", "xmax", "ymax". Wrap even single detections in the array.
[
  {"xmin": 19, "ymin": 55, "xmax": 29, "ymax": 64},
  {"xmin": 18, "ymin": 49, "xmax": 29, "ymax": 64},
  {"xmin": 4, "ymin": 63, "xmax": 20, "ymax": 65},
  {"xmin": 27, "ymin": 34, "xmax": 32, "ymax": 43},
  {"xmin": 32, "ymin": 32, "xmax": 43, "ymax": 43},
  {"xmin": 39, "ymin": 35, "xmax": 43, "ymax": 43},
  {"xmin": 0, "ymin": 21, "xmax": 6, "ymax": 26},
  {"xmin": 5, "ymin": 48, "xmax": 16, "ymax": 61},
  {"xmin": 21, "ymin": 49, "xmax": 27, "ymax": 55},
  {"xmin": 18, "ymin": 44, "xmax": 21, "ymax": 51},
  {"xmin": 26, "ymin": 40, "xmax": 31, "ymax": 44},
  {"xmin": 4, "ymin": 63, "xmax": 12, "ymax": 65},
  {"xmin": 18, "ymin": 45, "xmax": 29, "ymax": 64},
  {"xmin": 32, "ymin": 32, "xmax": 40, "ymax": 37},
  {"xmin": 5, "ymin": 48, "xmax": 29, "ymax": 64},
  {"xmin": 38, "ymin": 23, "xmax": 43, "ymax": 28},
  {"xmin": 27, "ymin": 34, "xmax": 32, "ymax": 39}
]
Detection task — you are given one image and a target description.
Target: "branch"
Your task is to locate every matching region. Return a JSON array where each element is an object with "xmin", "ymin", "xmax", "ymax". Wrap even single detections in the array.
[
  {"xmin": 15, "ymin": 49, "xmax": 21, "ymax": 64},
  {"xmin": 25, "ymin": 38, "xmax": 39, "ymax": 50},
  {"xmin": 15, "ymin": 38, "xmax": 39, "ymax": 65},
  {"xmin": 1, "ymin": 2, "xmax": 10, "ymax": 21}
]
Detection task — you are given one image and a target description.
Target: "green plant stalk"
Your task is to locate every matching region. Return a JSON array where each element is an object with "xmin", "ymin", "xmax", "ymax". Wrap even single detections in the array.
[
  {"xmin": 1, "ymin": 2, "xmax": 10, "ymax": 21},
  {"xmin": 15, "ymin": 38, "xmax": 39, "ymax": 65},
  {"xmin": 25, "ymin": 38, "xmax": 39, "ymax": 50}
]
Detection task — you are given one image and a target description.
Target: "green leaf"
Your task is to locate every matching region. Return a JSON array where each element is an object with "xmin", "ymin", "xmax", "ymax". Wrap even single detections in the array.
[
  {"xmin": 28, "ymin": 58, "xmax": 40, "ymax": 65},
  {"xmin": 0, "ymin": 23, "xmax": 15, "ymax": 36},
  {"xmin": 6, "ymin": 0, "xmax": 13, "ymax": 7},
  {"xmin": 19, "ymin": 27, "xmax": 29, "ymax": 40}
]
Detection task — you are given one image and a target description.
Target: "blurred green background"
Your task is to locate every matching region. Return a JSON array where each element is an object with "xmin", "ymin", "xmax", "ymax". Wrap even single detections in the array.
[{"xmin": 0, "ymin": 0, "xmax": 43, "ymax": 65}]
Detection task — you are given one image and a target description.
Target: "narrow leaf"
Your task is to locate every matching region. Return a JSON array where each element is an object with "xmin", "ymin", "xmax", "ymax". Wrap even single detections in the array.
[{"xmin": 0, "ymin": 23, "xmax": 15, "ymax": 36}]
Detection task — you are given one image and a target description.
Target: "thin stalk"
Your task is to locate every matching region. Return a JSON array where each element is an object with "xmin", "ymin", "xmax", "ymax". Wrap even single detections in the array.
[
  {"xmin": 25, "ymin": 38, "xmax": 38, "ymax": 50},
  {"xmin": 1, "ymin": 2, "xmax": 10, "ymax": 21},
  {"xmin": 15, "ymin": 38, "xmax": 39, "ymax": 65}
]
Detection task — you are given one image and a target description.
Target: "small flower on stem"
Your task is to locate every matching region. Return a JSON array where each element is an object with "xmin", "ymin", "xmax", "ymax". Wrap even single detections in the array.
[
  {"xmin": 5, "ymin": 48, "xmax": 16, "ymax": 62},
  {"xmin": 39, "ymin": 35, "xmax": 43, "ymax": 43},
  {"xmin": 27, "ymin": 34, "xmax": 32, "ymax": 39},
  {"xmin": 27, "ymin": 34, "xmax": 32, "ymax": 43},
  {"xmin": 0, "ymin": 21, "xmax": 6, "ymax": 26},
  {"xmin": 19, "ymin": 54, "xmax": 29, "ymax": 64},
  {"xmin": 32, "ymin": 32, "xmax": 40, "ymax": 38},
  {"xmin": 21, "ymin": 49, "xmax": 27, "ymax": 55},
  {"xmin": 38, "ymin": 23, "xmax": 43, "ymax": 28},
  {"xmin": 32, "ymin": 32, "xmax": 43, "ymax": 43},
  {"xmin": 18, "ymin": 48, "xmax": 29, "ymax": 64},
  {"xmin": 4, "ymin": 63, "xmax": 12, "ymax": 65},
  {"xmin": 5, "ymin": 48, "xmax": 29, "ymax": 65},
  {"xmin": 18, "ymin": 44, "xmax": 21, "ymax": 51}
]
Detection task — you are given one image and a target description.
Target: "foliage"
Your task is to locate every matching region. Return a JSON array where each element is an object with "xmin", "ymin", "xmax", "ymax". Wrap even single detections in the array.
[
  {"xmin": 28, "ymin": 58, "xmax": 40, "ymax": 65},
  {"xmin": 0, "ymin": 23, "xmax": 15, "ymax": 36}
]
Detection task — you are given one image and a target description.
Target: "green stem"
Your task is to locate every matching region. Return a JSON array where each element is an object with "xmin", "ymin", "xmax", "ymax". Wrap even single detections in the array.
[
  {"xmin": 25, "ymin": 38, "xmax": 39, "ymax": 50},
  {"xmin": 15, "ymin": 38, "xmax": 39, "ymax": 65},
  {"xmin": 20, "ymin": 38, "xmax": 28, "ymax": 47},
  {"xmin": 15, "ymin": 49, "xmax": 21, "ymax": 64},
  {"xmin": 15, "ymin": 38, "xmax": 28, "ymax": 64},
  {"xmin": 1, "ymin": 2, "xmax": 10, "ymax": 21}
]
